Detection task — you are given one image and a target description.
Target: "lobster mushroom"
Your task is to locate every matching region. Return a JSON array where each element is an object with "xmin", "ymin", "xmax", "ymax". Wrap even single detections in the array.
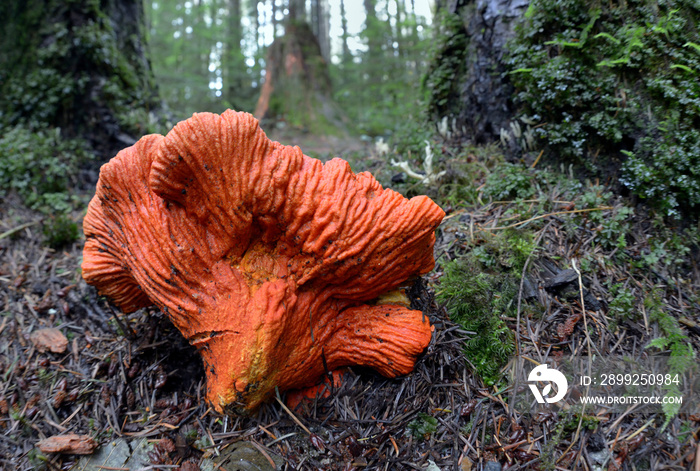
[{"xmin": 82, "ymin": 110, "xmax": 444, "ymax": 413}]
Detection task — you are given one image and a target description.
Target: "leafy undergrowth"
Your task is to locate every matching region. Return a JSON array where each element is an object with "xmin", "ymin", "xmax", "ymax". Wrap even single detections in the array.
[
  {"xmin": 504, "ymin": 0, "xmax": 700, "ymax": 217},
  {"xmin": 380, "ymin": 126, "xmax": 700, "ymax": 469}
]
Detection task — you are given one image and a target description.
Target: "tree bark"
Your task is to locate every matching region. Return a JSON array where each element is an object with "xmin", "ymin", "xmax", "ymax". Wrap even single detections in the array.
[
  {"xmin": 225, "ymin": 0, "xmax": 248, "ymax": 108},
  {"xmin": 0, "ymin": 0, "xmax": 159, "ymax": 157},
  {"xmin": 339, "ymin": 0, "xmax": 351, "ymax": 64},
  {"xmin": 254, "ymin": 21, "xmax": 344, "ymax": 134},
  {"xmin": 288, "ymin": 0, "xmax": 306, "ymax": 22},
  {"xmin": 426, "ymin": 0, "xmax": 529, "ymax": 146}
]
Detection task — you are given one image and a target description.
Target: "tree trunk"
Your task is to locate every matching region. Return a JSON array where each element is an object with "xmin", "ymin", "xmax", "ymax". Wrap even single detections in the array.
[
  {"xmin": 272, "ymin": 0, "xmax": 278, "ymax": 39},
  {"xmin": 0, "ymin": 0, "xmax": 160, "ymax": 157},
  {"xmin": 339, "ymin": 0, "xmax": 351, "ymax": 64},
  {"xmin": 363, "ymin": 0, "xmax": 382, "ymax": 63},
  {"xmin": 288, "ymin": 0, "xmax": 306, "ymax": 22},
  {"xmin": 252, "ymin": 0, "xmax": 263, "ymax": 87},
  {"xmin": 391, "ymin": 0, "xmax": 401, "ymax": 60},
  {"xmin": 313, "ymin": 0, "xmax": 331, "ymax": 64},
  {"xmin": 254, "ymin": 21, "xmax": 344, "ymax": 134},
  {"xmin": 425, "ymin": 0, "xmax": 529, "ymax": 147},
  {"xmin": 225, "ymin": 0, "xmax": 247, "ymax": 108}
]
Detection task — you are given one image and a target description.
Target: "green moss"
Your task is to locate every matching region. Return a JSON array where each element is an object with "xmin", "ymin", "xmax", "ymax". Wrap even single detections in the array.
[
  {"xmin": 43, "ymin": 214, "xmax": 79, "ymax": 249},
  {"xmin": 505, "ymin": 0, "xmax": 700, "ymax": 216},
  {"xmin": 437, "ymin": 230, "xmax": 535, "ymax": 385},
  {"xmin": 0, "ymin": 125, "xmax": 87, "ymax": 212},
  {"xmin": 0, "ymin": 0, "xmax": 158, "ymax": 137},
  {"xmin": 407, "ymin": 413, "xmax": 438, "ymax": 440},
  {"xmin": 423, "ymin": 10, "xmax": 469, "ymax": 120}
]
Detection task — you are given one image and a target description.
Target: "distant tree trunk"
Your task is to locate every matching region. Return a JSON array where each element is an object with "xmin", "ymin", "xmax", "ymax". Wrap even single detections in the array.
[
  {"xmin": 272, "ymin": 0, "xmax": 278, "ymax": 38},
  {"xmin": 363, "ymin": 0, "xmax": 382, "ymax": 64},
  {"xmin": 0, "ymin": 0, "xmax": 160, "ymax": 157},
  {"xmin": 195, "ymin": 0, "xmax": 210, "ymax": 102},
  {"xmin": 288, "ymin": 0, "xmax": 305, "ymax": 21},
  {"xmin": 312, "ymin": 0, "xmax": 330, "ymax": 64},
  {"xmin": 425, "ymin": 0, "xmax": 529, "ymax": 147},
  {"xmin": 254, "ymin": 19, "xmax": 344, "ymax": 134},
  {"xmin": 395, "ymin": 0, "xmax": 405, "ymax": 60},
  {"xmin": 225, "ymin": 0, "xmax": 247, "ymax": 108},
  {"xmin": 339, "ymin": 0, "xmax": 351, "ymax": 64},
  {"xmin": 252, "ymin": 0, "xmax": 263, "ymax": 87}
]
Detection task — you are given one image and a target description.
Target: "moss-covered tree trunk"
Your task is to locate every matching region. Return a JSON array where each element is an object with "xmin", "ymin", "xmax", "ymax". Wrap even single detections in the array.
[
  {"xmin": 254, "ymin": 21, "xmax": 345, "ymax": 134},
  {"xmin": 0, "ymin": 0, "xmax": 160, "ymax": 157},
  {"xmin": 425, "ymin": 0, "xmax": 528, "ymax": 147}
]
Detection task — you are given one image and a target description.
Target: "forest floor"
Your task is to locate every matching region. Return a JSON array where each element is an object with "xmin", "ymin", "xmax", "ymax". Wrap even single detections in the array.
[{"xmin": 1, "ymin": 131, "xmax": 699, "ymax": 471}]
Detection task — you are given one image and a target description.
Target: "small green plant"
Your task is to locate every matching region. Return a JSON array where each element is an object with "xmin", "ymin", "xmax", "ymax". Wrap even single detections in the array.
[
  {"xmin": 27, "ymin": 448, "xmax": 48, "ymax": 471},
  {"xmin": 0, "ymin": 125, "xmax": 88, "ymax": 212},
  {"xmin": 558, "ymin": 407, "xmax": 600, "ymax": 433},
  {"xmin": 36, "ymin": 368, "xmax": 54, "ymax": 385},
  {"xmin": 407, "ymin": 413, "xmax": 438, "ymax": 440},
  {"xmin": 108, "ymin": 318, "xmax": 126, "ymax": 337},
  {"xmin": 606, "ymin": 283, "xmax": 636, "ymax": 331},
  {"xmin": 506, "ymin": 0, "xmax": 700, "ymax": 215},
  {"xmin": 483, "ymin": 163, "xmax": 536, "ymax": 200},
  {"xmin": 578, "ymin": 185, "xmax": 633, "ymax": 250},
  {"xmin": 193, "ymin": 435, "xmax": 212, "ymax": 451},
  {"xmin": 43, "ymin": 214, "xmax": 79, "ymax": 249},
  {"xmin": 644, "ymin": 290, "xmax": 695, "ymax": 428}
]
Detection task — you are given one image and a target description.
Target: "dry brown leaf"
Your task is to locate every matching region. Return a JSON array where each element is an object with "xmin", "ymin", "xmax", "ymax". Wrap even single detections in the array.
[
  {"xmin": 37, "ymin": 433, "xmax": 97, "ymax": 455},
  {"xmin": 29, "ymin": 328, "xmax": 68, "ymax": 353}
]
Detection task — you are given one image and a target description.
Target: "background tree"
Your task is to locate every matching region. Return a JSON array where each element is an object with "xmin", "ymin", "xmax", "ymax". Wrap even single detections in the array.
[
  {"xmin": 339, "ymin": 0, "xmax": 351, "ymax": 65},
  {"xmin": 423, "ymin": 0, "xmax": 527, "ymax": 147},
  {"xmin": 310, "ymin": 0, "xmax": 331, "ymax": 63},
  {"xmin": 333, "ymin": 0, "xmax": 430, "ymax": 135},
  {"xmin": 0, "ymin": 0, "xmax": 162, "ymax": 214},
  {"xmin": 253, "ymin": 1, "xmax": 342, "ymax": 134},
  {"xmin": 225, "ymin": 0, "xmax": 252, "ymax": 109},
  {"xmin": 144, "ymin": 0, "xmax": 433, "ymax": 136},
  {"xmin": 425, "ymin": 0, "xmax": 700, "ymax": 216},
  {"xmin": 0, "ymin": 0, "xmax": 160, "ymax": 155}
]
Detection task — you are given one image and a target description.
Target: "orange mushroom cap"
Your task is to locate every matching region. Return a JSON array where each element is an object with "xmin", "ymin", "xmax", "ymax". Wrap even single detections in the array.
[{"xmin": 82, "ymin": 110, "xmax": 445, "ymax": 413}]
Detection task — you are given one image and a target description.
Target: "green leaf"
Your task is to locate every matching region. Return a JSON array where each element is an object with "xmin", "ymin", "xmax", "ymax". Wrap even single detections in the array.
[
  {"xmin": 670, "ymin": 64, "xmax": 695, "ymax": 74},
  {"xmin": 683, "ymin": 42, "xmax": 700, "ymax": 54}
]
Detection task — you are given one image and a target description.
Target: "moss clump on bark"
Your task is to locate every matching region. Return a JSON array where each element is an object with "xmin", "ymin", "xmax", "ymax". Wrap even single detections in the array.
[
  {"xmin": 0, "ymin": 0, "xmax": 162, "ymax": 212},
  {"xmin": 505, "ymin": 0, "xmax": 700, "ymax": 216},
  {"xmin": 0, "ymin": 0, "xmax": 160, "ymax": 154}
]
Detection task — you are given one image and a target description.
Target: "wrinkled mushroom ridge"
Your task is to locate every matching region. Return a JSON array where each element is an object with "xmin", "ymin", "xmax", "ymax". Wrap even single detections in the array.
[{"xmin": 83, "ymin": 110, "xmax": 445, "ymax": 412}]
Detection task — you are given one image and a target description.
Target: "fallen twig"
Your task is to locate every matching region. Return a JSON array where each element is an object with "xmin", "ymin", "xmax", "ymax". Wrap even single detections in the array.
[
  {"xmin": 483, "ymin": 207, "xmax": 613, "ymax": 230},
  {"xmin": 0, "ymin": 220, "xmax": 41, "ymax": 240}
]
